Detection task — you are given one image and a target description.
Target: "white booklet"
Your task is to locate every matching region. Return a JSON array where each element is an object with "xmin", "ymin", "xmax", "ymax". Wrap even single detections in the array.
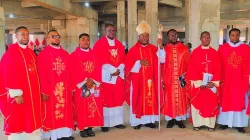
[{"xmin": 201, "ymin": 73, "xmax": 216, "ymax": 93}]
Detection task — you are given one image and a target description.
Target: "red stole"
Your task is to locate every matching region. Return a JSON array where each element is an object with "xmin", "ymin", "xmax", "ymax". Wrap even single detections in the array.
[
  {"xmin": 161, "ymin": 42, "xmax": 190, "ymax": 118},
  {"xmin": 70, "ymin": 47, "xmax": 103, "ymax": 130},
  {"xmin": 93, "ymin": 36, "xmax": 126, "ymax": 107},
  {"xmin": 37, "ymin": 45, "xmax": 74, "ymax": 131},
  {"xmin": 218, "ymin": 43, "xmax": 250, "ymax": 112},
  {"xmin": 125, "ymin": 42, "xmax": 161, "ymax": 118},
  {"xmin": 186, "ymin": 46, "xmax": 221, "ymax": 117},
  {"xmin": 0, "ymin": 43, "xmax": 42, "ymax": 135}
]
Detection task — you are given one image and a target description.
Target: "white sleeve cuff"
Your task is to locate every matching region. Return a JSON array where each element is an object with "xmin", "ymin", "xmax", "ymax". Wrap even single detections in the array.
[
  {"xmin": 118, "ymin": 64, "xmax": 125, "ymax": 71},
  {"xmin": 131, "ymin": 60, "xmax": 141, "ymax": 73},
  {"xmin": 102, "ymin": 64, "xmax": 117, "ymax": 74},
  {"xmin": 157, "ymin": 49, "xmax": 166, "ymax": 63},
  {"xmin": 191, "ymin": 80, "xmax": 202, "ymax": 88},
  {"xmin": 76, "ymin": 78, "xmax": 88, "ymax": 89},
  {"xmin": 8, "ymin": 89, "xmax": 23, "ymax": 98},
  {"xmin": 77, "ymin": 78, "xmax": 101, "ymax": 89}
]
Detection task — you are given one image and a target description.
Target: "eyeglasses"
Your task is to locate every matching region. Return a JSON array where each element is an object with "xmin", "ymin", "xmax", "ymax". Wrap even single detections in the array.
[{"xmin": 49, "ymin": 35, "xmax": 61, "ymax": 39}]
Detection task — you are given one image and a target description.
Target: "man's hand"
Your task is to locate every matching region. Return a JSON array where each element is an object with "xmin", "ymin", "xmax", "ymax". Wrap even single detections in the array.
[
  {"xmin": 157, "ymin": 38, "xmax": 164, "ymax": 49},
  {"xmin": 206, "ymin": 82, "xmax": 215, "ymax": 88},
  {"xmin": 140, "ymin": 59, "xmax": 149, "ymax": 66},
  {"xmin": 111, "ymin": 70, "xmax": 120, "ymax": 76},
  {"xmin": 86, "ymin": 78, "xmax": 94, "ymax": 88},
  {"xmin": 15, "ymin": 95, "xmax": 24, "ymax": 104},
  {"xmin": 42, "ymin": 94, "xmax": 49, "ymax": 101}
]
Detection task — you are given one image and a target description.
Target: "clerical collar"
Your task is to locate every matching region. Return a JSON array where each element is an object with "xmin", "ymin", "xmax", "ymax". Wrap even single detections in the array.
[
  {"xmin": 106, "ymin": 36, "xmax": 115, "ymax": 46},
  {"xmin": 50, "ymin": 45, "xmax": 60, "ymax": 49},
  {"xmin": 18, "ymin": 43, "xmax": 27, "ymax": 49},
  {"xmin": 228, "ymin": 40, "xmax": 243, "ymax": 47},
  {"xmin": 141, "ymin": 44, "xmax": 148, "ymax": 47},
  {"xmin": 80, "ymin": 48, "xmax": 89, "ymax": 52},
  {"xmin": 201, "ymin": 46, "xmax": 209, "ymax": 49}
]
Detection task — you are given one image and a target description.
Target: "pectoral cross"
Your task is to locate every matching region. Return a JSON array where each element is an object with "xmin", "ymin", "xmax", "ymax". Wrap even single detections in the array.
[{"xmin": 201, "ymin": 54, "xmax": 211, "ymax": 73}]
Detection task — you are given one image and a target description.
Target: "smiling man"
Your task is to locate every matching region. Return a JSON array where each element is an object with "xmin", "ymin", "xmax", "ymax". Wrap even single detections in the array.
[
  {"xmin": 93, "ymin": 23, "xmax": 126, "ymax": 132},
  {"xmin": 158, "ymin": 29, "xmax": 190, "ymax": 129},
  {"xmin": 0, "ymin": 26, "xmax": 42, "ymax": 140},
  {"xmin": 37, "ymin": 30, "xmax": 74, "ymax": 140},
  {"xmin": 125, "ymin": 20, "xmax": 160, "ymax": 130},
  {"xmin": 186, "ymin": 31, "xmax": 221, "ymax": 132},
  {"xmin": 217, "ymin": 28, "xmax": 250, "ymax": 133},
  {"xmin": 70, "ymin": 33, "xmax": 104, "ymax": 138}
]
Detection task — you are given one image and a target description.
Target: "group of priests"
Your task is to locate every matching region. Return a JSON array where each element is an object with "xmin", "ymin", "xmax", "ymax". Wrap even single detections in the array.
[{"xmin": 0, "ymin": 20, "xmax": 250, "ymax": 140}]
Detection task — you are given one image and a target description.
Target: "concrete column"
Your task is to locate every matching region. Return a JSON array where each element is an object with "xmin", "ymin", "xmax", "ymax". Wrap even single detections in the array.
[
  {"xmin": 223, "ymin": 25, "xmax": 230, "ymax": 44},
  {"xmin": 146, "ymin": 0, "xmax": 158, "ymax": 45},
  {"xmin": 89, "ymin": 18, "xmax": 98, "ymax": 47},
  {"xmin": 185, "ymin": 0, "xmax": 220, "ymax": 50},
  {"xmin": 54, "ymin": 15, "xmax": 96, "ymax": 53},
  {"xmin": 117, "ymin": 1, "xmax": 126, "ymax": 47},
  {"xmin": 138, "ymin": 5, "xmax": 146, "ymax": 23},
  {"xmin": 127, "ymin": 0, "xmax": 137, "ymax": 49},
  {"xmin": 245, "ymin": 27, "xmax": 248, "ymax": 43},
  {"xmin": 0, "ymin": 7, "xmax": 5, "ymax": 58}
]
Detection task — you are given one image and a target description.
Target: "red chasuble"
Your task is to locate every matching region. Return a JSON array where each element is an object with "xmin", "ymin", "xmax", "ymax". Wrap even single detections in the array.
[
  {"xmin": 37, "ymin": 45, "xmax": 74, "ymax": 131},
  {"xmin": 186, "ymin": 46, "xmax": 221, "ymax": 118},
  {"xmin": 70, "ymin": 47, "xmax": 103, "ymax": 130},
  {"xmin": 93, "ymin": 36, "xmax": 125, "ymax": 107},
  {"xmin": 218, "ymin": 43, "xmax": 250, "ymax": 112},
  {"xmin": 0, "ymin": 43, "xmax": 42, "ymax": 135},
  {"xmin": 161, "ymin": 42, "xmax": 190, "ymax": 118},
  {"xmin": 247, "ymin": 46, "xmax": 250, "ymax": 116},
  {"xmin": 125, "ymin": 42, "xmax": 162, "ymax": 118}
]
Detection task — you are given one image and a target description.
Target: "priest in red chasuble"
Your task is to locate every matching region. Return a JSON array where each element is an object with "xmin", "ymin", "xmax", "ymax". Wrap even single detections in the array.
[
  {"xmin": 125, "ymin": 20, "xmax": 160, "ymax": 130},
  {"xmin": 217, "ymin": 28, "xmax": 250, "ymax": 133},
  {"xmin": 70, "ymin": 33, "xmax": 103, "ymax": 137},
  {"xmin": 93, "ymin": 23, "xmax": 126, "ymax": 132},
  {"xmin": 37, "ymin": 30, "xmax": 74, "ymax": 140},
  {"xmin": 186, "ymin": 31, "xmax": 221, "ymax": 132},
  {"xmin": 0, "ymin": 26, "xmax": 42, "ymax": 140},
  {"xmin": 158, "ymin": 29, "xmax": 190, "ymax": 129}
]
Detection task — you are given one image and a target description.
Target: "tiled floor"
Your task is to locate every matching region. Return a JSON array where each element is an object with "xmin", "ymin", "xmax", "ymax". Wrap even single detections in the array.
[{"xmin": 1, "ymin": 105, "xmax": 250, "ymax": 140}]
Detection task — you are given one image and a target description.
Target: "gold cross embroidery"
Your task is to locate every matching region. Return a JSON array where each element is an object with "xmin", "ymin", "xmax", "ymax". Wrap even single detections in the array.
[
  {"xmin": 228, "ymin": 51, "xmax": 242, "ymax": 68},
  {"xmin": 53, "ymin": 57, "xmax": 65, "ymax": 76},
  {"xmin": 83, "ymin": 61, "xmax": 94, "ymax": 73}
]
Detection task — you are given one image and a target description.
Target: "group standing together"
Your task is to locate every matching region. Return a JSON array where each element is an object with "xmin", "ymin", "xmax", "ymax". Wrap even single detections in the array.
[{"xmin": 0, "ymin": 20, "xmax": 250, "ymax": 140}]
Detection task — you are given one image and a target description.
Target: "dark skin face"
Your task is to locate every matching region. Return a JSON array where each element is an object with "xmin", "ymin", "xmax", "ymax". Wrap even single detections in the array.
[
  {"xmin": 200, "ymin": 33, "xmax": 211, "ymax": 47},
  {"xmin": 47, "ymin": 31, "xmax": 60, "ymax": 46},
  {"xmin": 105, "ymin": 25, "xmax": 116, "ymax": 40},
  {"xmin": 138, "ymin": 33, "xmax": 149, "ymax": 46},
  {"xmin": 167, "ymin": 30, "xmax": 178, "ymax": 44},
  {"xmin": 79, "ymin": 36, "xmax": 90, "ymax": 50},
  {"xmin": 229, "ymin": 30, "xmax": 240, "ymax": 44},
  {"xmin": 16, "ymin": 28, "xmax": 29, "ymax": 45}
]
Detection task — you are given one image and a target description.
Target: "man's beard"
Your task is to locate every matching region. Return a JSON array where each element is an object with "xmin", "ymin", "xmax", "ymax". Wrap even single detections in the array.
[
  {"xmin": 170, "ymin": 41, "xmax": 177, "ymax": 44},
  {"xmin": 51, "ymin": 42, "xmax": 60, "ymax": 46},
  {"xmin": 19, "ymin": 41, "xmax": 29, "ymax": 45}
]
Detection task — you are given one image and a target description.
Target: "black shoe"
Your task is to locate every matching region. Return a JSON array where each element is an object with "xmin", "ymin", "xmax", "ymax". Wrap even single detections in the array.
[
  {"xmin": 166, "ymin": 119, "xmax": 175, "ymax": 128},
  {"xmin": 87, "ymin": 128, "xmax": 95, "ymax": 137},
  {"xmin": 101, "ymin": 127, "xmax": 109, "ymax": 132},
  {"xmin": 134, "ymin": 125, "xmax": 142, "ymax": 130},
  {"xmin": 80, "ymin": 130, "xmax": 88, "ymax": 137},
  {"xmin": 115, "ymin": 124, "xmax": 126, "ymax": 129},
  {"xmin": 219, "ymin": 125, "xmax": 228, "ymax": 130},
  {"xmin": 208, "ymin": 127, "xmax": 215, "ymax": 132},
  {"xmin": 60, "ymin": 136, "xmax": 74, "ymax": 140},
  {"xmin": 236, "ymin": 127, "xmax": 245, "ymax": 133},
  {"xmin": 193, "ymin": 127, "xmax": 201, "ymax": 131},
  {"xmin": 145, "ymin": 123, "xmax": 157, "ymax": 128},
  {"xmin": 175, "ymin": 120, "xmax": 186, "ymax": 128}
]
